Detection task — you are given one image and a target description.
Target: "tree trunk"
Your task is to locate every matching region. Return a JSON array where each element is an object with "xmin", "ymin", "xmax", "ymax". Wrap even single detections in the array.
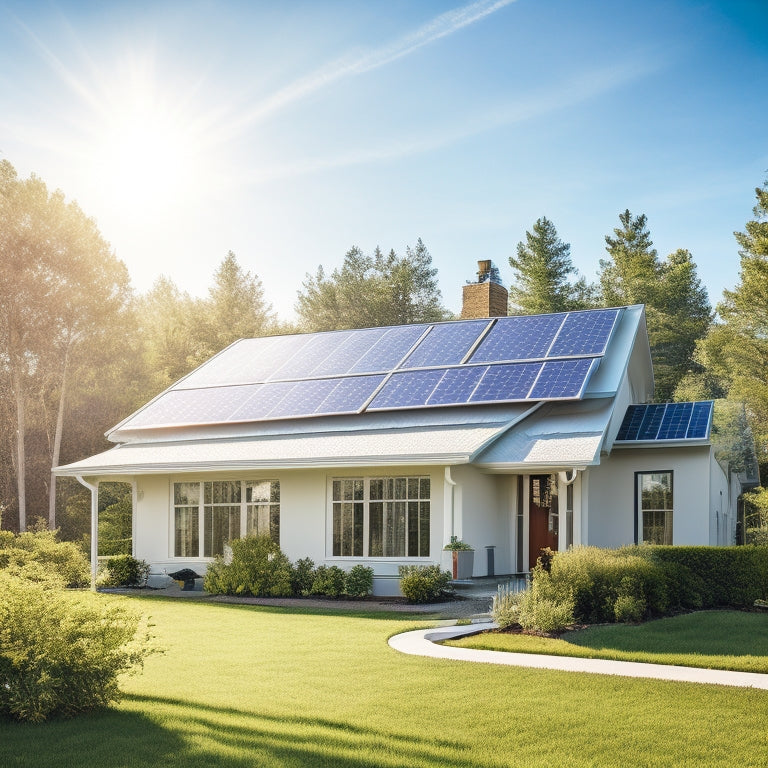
[
  {"xmin": 12, "ymin": 365, "xmax": 26, "ymax": 531},
  {"xmin": 48, "ymin": 346, "xmax": 70, "ymax": 529}
]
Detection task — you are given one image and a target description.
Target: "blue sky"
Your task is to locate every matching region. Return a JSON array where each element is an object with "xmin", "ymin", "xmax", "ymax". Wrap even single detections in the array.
[{"xmin": 1, "ymin": 0, "xmax": 767, "ymax": 319}]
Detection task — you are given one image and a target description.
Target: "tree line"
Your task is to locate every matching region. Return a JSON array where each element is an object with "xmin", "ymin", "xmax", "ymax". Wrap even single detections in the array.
[{"xmin": 1, "ymin": 157, "xmax": 766, "ymax": 536}]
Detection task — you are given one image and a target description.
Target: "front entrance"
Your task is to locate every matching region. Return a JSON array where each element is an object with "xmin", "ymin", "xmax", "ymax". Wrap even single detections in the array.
[{"xmin": 529, "ymin": 475, "xmax": 558, "ymax": 568}]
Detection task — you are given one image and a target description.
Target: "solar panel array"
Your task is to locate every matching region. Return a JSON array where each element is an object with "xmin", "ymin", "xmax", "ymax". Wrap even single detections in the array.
[
  {"xmin": 121, "ymin": 308, "xmax": 622, "ymax": 429},
  {"xmin": 615, "ymin": 401, "xmax": 713, "ymax": 442}
]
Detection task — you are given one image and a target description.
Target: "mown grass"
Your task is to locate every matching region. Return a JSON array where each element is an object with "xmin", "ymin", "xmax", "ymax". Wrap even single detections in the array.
[
  {"xmin": 2, "ymin": 597, "xmax": 767, "ymax": 768},
  {"xmin": 447, "ymin": 610, "xmax": 768, "ymax": 673}
]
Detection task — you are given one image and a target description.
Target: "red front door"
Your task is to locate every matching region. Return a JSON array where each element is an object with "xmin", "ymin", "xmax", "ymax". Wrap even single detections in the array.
[{"xmin": 529, "ymin": 475, "xmax": 558, "ymax": 569}]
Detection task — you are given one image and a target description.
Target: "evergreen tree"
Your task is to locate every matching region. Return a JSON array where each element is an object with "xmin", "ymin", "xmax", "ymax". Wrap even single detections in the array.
[
  {"xmin": 508, "ymin": 217, "xmax": 593, "ymax": 314},
  {"xmin": 296, "ymin": 240, "xmax": 450, "ymax": 331}
]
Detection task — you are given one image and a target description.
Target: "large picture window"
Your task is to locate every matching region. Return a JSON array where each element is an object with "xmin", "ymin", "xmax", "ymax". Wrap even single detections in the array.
[
  {"xmin": 173, "ymin": 479, "xmax": 280, "ymax": 557},
  {"xmin": 331, "ymin": 476, "xmax": 430, "ymax": 558},
  {"xmin": 637, "ymin": 472, "xmax": 673, "ymax": 545}
]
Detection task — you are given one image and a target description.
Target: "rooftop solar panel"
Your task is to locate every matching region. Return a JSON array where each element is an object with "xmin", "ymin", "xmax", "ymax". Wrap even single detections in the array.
[
  {"xmin": 470, "ymin": 362, "xmax": 542, "ymax": 403},
  {"xmin": 368, "ymin": 369, "xmax": 445, "ymax": 410},
  {"xmin": 314, "ymin": 374, "xmax": 387, "ymax": 414},
  {"xmin": 469, "ymin": 314, "xmax": 565, "ymax": 364},
  {"xmin": 529, "ymin": 358, "xmax": 597, "ymax": 400},
  {"xmin": 349, "ymin": 325, "xmax": 427, "ymax": 374},
  {"xmin": 548, "ymin": 309, "xmax": 619, "ymax": 357},
  {"xmin": 426, "ymin": 366, "xmax": 486, "ymax": 406},
  {"xmin": 270, "ymin": 331, "xmax": 352, "ymax": 381},
  {"xmin": 401, "ymin": 319, "xmax": 490, "ymax": 369},
  {"xmin": 615, "ymin": 401, "xmax": 713, "ymax": 442},
  {"xmin": 265, "ymin": 378, "xmax": 341, "ymax": 418},
  {"xmin": 228, "ymin": 381, "xmax": 298, "ymax": 422},
  {"xmin": 310, "ymin": 327, "xmax": 389, "ymax": 376}
]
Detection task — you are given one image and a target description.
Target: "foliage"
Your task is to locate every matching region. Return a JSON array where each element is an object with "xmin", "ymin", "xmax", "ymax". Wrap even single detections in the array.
[
  {"xmin": 0, "ymin": 572, "xmax": 151, "ymax": 722},
  {"xmin": 102, "ymin": 555, "xmax": 150, "ymax": 587},
  {"xmin": 203, "ymin": 534, "xmax": 293, "ymax": 597},
  {"xmin": 516, "ymin": 577, "xmax": 575, "ymax": 634},
  {"xmin": 443, "ymin": 536, "xmax": 473, "ymax": 551},
  {"xmin": 290, "ymin": 557, "xmax": 316, "ymax": 596},
  {"xmin": 598, "ymin": 210, "xmax": 711, "ymax": 401},
  {"xmin": 0, "ymin": 527, "xmax": 89, "ymax": 587},
  {"xmin": 491, "ymin": 582, "xmax": 524, "ymax": 629},
  {"xmin": 344, "ymin": 564, "xmax": 374, "ymax": 597},
  {"xmin": 508, "ymin": 216, "xmax": 595, "ymax": 314},
  {"xmin": 310, "ymin": 565, "xmax": 348, "ymax": 598},
  {"xmin": 690, "ymin": 179, "xmax": 768, "ymax": 481},
  {"xmin": 296, "ymin": 239, "xmax": 450, "ymax": 331},
  {"xmin": 398, "ymin": 564, "xmax": 452, "ymax": 603}
]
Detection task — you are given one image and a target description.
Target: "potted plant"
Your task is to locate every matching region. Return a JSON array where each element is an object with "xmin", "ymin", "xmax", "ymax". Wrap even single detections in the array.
[{"xmin": 443, "ymin": 536, "xmax": 474, "ymax": 579}]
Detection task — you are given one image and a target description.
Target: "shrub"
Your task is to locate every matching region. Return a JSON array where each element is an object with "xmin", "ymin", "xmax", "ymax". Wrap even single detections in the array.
[
  {"xmin": 0, "ymin": 572, "xmax": 152, "ymax": 722},
  {"xmin": 517, "ymin": 568, "xmax": 575, "ymax": 633},
  {"xmin": 492, "ymin": 582, "xmax": 523, "ymax": 629},
  {"xmin": 345, "ymin": 565, "xmax": 374, "ymax": 597},
  {"xmin": 0, "ymin": 528, "xmax": 89, "ymax": 587},
  {"xmin": 613, "ymin": 593, "xmax": 646, "ymax": 623},
  {"xmin": 291, "ymin": 557, "xmax": 316, "ymax": 597},
  {"xmin": 203, "ymin": 535, "xmax": 293, "ymax": 597},
  {"xmin": 310, "ymin": 565, "xmax": 347, "ymax": 598},
  {"xmin": 102, "ymin": 555, "xmax": 150, "ymax": 587},
  {"xmin": 398, "ymin": 564, "xmax": 452, "ymax": 603}
]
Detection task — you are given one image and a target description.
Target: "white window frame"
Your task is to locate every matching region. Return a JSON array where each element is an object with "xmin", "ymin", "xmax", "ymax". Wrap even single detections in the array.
[
  {"xmin": 636, "ymin": 471, "xmax": 673, "ymax": 545},
  {"xmin": 327, "ymin": 475, "xmax": 431, "ymax": 559},
  {"xmin": 171, "ymin": 478, "xmax": 280, "ymax": 558}
]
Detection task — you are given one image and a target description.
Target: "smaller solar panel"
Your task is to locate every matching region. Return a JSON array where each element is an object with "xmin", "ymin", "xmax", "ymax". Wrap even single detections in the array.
[
  {"xmin": 687, "ymin": 401, "xmax": 713, "ymax": 439},
  {"xmin": 469, "ymin": 314, "xmax": 565, "ymax": 363},
  {"xmin": 427, "ymin": 366, "xmax": 486, "ymax": 406},
  {"xmin": 314, "ymin": 374, "xmax": 387, "ymax": 414},
  {"xmin": 270, "ymin": 331, "xmax": 351, "ymax": 381},
  {"xmin": 310, "ymin": 327, "xmax": 389, "ymax": 376},
  {"xmin": 229, "ymin": 381, "xmax": 298, "ymax": 421},
  {"xmin": 616, "ymin": 401, "xmax": 713, "ymax": 442},
  {"xmin": 265, "ymin": 378, "xmax": 340, "ymax": 418},
  {"xmin": 349, "ymin": 325, "xmax": 426, "ymax": 374}
]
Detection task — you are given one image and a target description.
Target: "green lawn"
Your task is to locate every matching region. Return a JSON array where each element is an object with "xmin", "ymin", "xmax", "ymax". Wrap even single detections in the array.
[
  {"xmin": 447, "ymin": 611, "xmax": 768, "ymax": 673},
  {"xmin": 2, "ymin": 597, "xmax": 767, "ymax": 768}
]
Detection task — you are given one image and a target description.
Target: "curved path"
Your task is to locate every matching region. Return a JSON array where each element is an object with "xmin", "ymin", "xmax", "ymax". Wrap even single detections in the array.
[{"xmin": 388, "ymin": 623, "xmax": 768, "ymax": 689}]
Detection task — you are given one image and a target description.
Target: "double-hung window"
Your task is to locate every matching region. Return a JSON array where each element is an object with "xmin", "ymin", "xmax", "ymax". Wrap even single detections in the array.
[
  {"xmin": 637, "ymin": 471, "xmax": 673, "ymax": 545},
  {"xmin": 173, "ymin": 479, "xmax": 280, "ymax": 557},
  {"xmin": 331, "ymin": 476, "xmax": 430, "ymax": 558}
]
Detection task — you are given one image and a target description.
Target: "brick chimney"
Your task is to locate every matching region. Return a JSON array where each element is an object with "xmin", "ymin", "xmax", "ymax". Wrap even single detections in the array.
[{"xmin": 461, "ymin": 260, "xmax": 508, "ymax": 319}]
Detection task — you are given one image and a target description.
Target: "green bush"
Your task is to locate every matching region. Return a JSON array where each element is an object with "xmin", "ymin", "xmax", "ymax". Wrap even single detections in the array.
[
  {"xmin": 102, "ymin": 555, "xmax": 150, "ymax": 587},
  {"xmin": 345, "ymin": 564, "xmax": 374, "ymax": 597},
  {"xmin": 291, "ymin": 557, "xmax": 316, "ymax": 596},
  {"xmin": 517, "ymin": 568, "xmax": 575, "ymax": 633},
  {"xmin": 0, "ymin": 572, "xmax": 152, "ymax": 722},
  {"xmin": 0, "ymin": 528, "xmax": 89, "ymax": 587},
  {"xmin": 398, "ymin": 564, "xmax": 452, "ymax": 603},
  {"xmin": 310, "ymin": 565, "xmax": 347, "ymax": 598},
  {"xmin": 203, "ymin": 535, "xmax": 293, "ymax": 597},
  {"xmin": 492, "ymin": 583, "xmax": 523, "ymax": 629}
]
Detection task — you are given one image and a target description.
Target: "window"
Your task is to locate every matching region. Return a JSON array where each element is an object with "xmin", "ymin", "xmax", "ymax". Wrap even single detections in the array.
[
  {"xmin": 173, "ymin": 479, "xmax": 280, "ymax": 557},
  {"xmin": 331, "ymin": 476, "xmax": 430, "ymax": 558},
  {"xmin": 637, "ymin": 472, "xmax": 673, "ymax": 545}
]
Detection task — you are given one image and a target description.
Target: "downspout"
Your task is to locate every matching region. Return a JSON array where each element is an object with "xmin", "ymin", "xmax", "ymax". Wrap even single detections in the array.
[{"xmin": 76, "ymin": 475, "xmax": 99, "ymax": 591}]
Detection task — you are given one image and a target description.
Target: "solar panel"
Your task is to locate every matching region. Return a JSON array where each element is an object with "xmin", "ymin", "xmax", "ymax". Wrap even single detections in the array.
[
  {"xmin": 548, "ymin": 309, "xmax": 619, "ymax": 357},
  {"xmin": 656, "ymin": 402, "xmax": 693, "ymax": 440},
  {"xmin": 470, "ymin": 314, "xmax": 565, "ymax": 363},
  {"xmin": 270, "ymin": 331, "xmax": 352, "ymax": 381},
  {"xmin": 130, "ymin": 384, "xmax": 260, "ymax": 426},
  {"xmin": 470, "ymin": 362, "xmax": 542, "ymax": 402},
  {"xmin": 401, "ymin": 319, "xmax": 490, "ymax": 369},
  {"xmin": 426, "ymin": 366, "xmax": 486, "ymax": 406},
  {"xmin": 349, "ymin": 325, "xmax": 427, "ymax": 373},
  {"xmin": 310, "ymin": 327, "xmax": 389, "ymax": 376},
  {"xmin": 687, "ymin": 401, "xmax": 713, "ymax": 439},
  {"xmin": 229, "ymin": 381, "xmax": 298, "ymax": 421},
  {"xmin": 615, "ymin": 401, "xmax": 713, "ymax": 442},
  {"xmin": 529, "ymin": 358, "xmax": 597, "ymax": 400},
  {"xmin": 368, "ymin": 369, "xmax": 445, "ymax": 410},
  {"xmin": 265, "ymin": 378, "xmax": 341, "ymax": 418},
  {"xmin": 314, "ymin": 375, "xmax": 387, "ymax": 414}
]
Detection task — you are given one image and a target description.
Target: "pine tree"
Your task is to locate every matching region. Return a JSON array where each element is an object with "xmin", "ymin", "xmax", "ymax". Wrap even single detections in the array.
[{"xmin": 508, "ymin": 217, "xmax": 594, "ymax": 314}]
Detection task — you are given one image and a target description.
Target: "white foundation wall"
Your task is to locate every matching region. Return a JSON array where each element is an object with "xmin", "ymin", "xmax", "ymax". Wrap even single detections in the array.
[
  {"xmin": 586, "ymin": 446, "xmax": 714, "ymax": 547},
  {"xmin": 447, "ymin": 466, "xmax": 511, "ymax": 577},
  {"xmin": 132, "ymin": 465, "xmax": 447, "ymax": 596}
]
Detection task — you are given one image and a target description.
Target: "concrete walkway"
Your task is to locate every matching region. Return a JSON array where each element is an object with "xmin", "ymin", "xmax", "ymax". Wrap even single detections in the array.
[{"xmin": 388, "ymin": 623, "xmax": 768, "ymax": 690}]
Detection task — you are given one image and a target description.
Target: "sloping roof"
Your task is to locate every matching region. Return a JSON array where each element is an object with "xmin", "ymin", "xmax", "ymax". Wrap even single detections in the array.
[{"xmin": 107, "ymin": 306, "xmax": 632, "ymax": 441}]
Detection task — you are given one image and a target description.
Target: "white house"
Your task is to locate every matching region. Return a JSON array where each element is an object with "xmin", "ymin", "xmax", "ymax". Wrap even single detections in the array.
[{"xmin": 55, "ymin": 268, "xmax": 757, "ymax": 594}]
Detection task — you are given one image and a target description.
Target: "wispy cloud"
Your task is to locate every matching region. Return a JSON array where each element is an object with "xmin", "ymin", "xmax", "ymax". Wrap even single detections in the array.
[
  {"xmin": 248, "ymin": 57, "xmax": 661, "ymax": 184},
  {"xmin": 234, "ymin": 0, "xmax": 517, "ymax": 129}
]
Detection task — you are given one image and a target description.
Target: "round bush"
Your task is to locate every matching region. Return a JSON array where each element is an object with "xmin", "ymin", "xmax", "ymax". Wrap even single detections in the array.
[
  {"xmin": 310, "ymin": 565, "xmax": 347, "ymax": 597},
  {"xmin": 345, "ymin": 565, "xmax": 374, "ymax": 597},
  {"xmin": 398, "ymin": 564, "xmax": 452, "ymax": 603}
]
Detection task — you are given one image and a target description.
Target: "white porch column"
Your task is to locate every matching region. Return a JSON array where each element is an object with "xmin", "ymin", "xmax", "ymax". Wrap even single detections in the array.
[{"xmin": 76, "ymin": 475, "xmax": 99, "ymax": 591}]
